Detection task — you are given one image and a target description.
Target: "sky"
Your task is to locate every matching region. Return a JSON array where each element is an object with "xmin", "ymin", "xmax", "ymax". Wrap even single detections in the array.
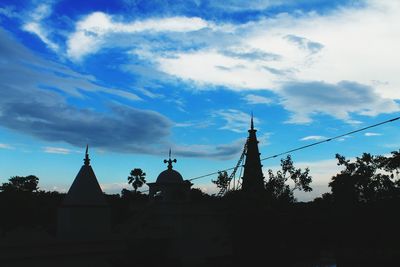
[{"xmin": 0, "ymin": 0, "xmax": 399, "ymax": 201}]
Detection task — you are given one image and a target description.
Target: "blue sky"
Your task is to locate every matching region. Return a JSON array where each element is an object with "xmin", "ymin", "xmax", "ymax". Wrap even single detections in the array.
[{"xmin": 0, "ymin": 0, "xmax": 399, "ymax": 200}]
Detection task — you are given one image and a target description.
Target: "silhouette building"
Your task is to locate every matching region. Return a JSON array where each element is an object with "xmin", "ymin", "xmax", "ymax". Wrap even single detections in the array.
[
  {"xmin": 57, "ymin": 146, "xmax": 110, "ymax": 239},
  {"xmin": 148, "ymin": 150, "xmax": 192, "ymax": 202},
  {"xmin": 241, "ymin": 115, "xmax": 265, "ymax": 192}
]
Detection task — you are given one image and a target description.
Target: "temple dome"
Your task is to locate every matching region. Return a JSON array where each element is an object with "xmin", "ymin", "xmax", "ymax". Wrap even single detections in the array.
[{"xmin": 156, "ymin": 169, "xmax": 184, "ymax": 184}]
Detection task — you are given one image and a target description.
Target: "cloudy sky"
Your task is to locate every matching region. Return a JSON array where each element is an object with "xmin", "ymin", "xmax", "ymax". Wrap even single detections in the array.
[{"xmin": 0, "ymin": 0, "xmax": 399, "ymax": 200}]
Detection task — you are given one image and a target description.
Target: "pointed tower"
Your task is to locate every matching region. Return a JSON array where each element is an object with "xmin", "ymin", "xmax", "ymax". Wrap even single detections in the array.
[
  {"xmin": 241, "ymin": 114, "xmax": 265, "ymax": 192},
  {"xmin": 57, "ymin": 146, "xmax": 110, "ymax": 239}
]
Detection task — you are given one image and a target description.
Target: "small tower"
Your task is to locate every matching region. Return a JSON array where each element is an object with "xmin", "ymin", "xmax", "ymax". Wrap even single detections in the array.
[
  {"xmin": 241, "ymin": 114, "xmax": 265, "ymax": 192},
  {"xmin": 57, "ymin": 146, "xmax": 110, "ymax": 239},
  {"xmin": 148, "ymin": 150, "xmax": 192, "ymax": 202}
]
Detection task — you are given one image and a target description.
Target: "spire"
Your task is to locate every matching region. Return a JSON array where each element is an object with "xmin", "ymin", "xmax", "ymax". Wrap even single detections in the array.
[
  {"xmin": 248, "ymin": 112, "xmax": 257, "ymax": 133},
  {"xmin": 62, "ymin": 144, "xmax": 107, "ymax": 207},
  {"xmin": 84, "ymin": 144, "xmax": 90, "ymax": 166},
  {"xmin": 251, "ymin": 112, "xmax": 254, "ymax": 130},
  {"xmin": 242, "ymin": 114, "xmax": 265, "ymax": 192},
  {"xmin": 164, "ymin": 148, "xmax": 177, "ymax": 170}
]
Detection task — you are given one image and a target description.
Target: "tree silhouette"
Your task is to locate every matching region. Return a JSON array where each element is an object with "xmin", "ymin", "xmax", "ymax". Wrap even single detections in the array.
[
  {"xmin": 0, "ymin": 175, "xmax": 39, "ymax": 193},
  {"xmin": 265, "ymin": 155, "xmax": 312, "ymax": 203},
  {"xmin": 127, "ymin": 168, "xmax": 146, "ymax": 193},
  {"xmin": 212, "ymin": 171, "xmax": 230, "ymax": 189},
  {"xmin": 381, "ymin": 150, "xmax": 400, "ymax": 177},
  {"xmin": 121, "ymin": 188, "xmax": 132, "ymax": 198},
  {"xmin": 329, "ymin": 152, "xmax": 399, "ymax": 204},
  {"xmin": 190, "ymin": 188, "xmax": 211, "ymax": 201}
]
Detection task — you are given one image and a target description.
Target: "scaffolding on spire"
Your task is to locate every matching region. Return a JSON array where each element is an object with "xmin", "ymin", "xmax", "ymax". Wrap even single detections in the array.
[{"xmin": 216, "ymin": 113, "xmax": 264, "ymax": 196}]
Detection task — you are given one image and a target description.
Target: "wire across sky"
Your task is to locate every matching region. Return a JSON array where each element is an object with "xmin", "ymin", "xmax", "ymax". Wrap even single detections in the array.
[{"xmin": 187, "ymin": 116, "xmax": 400, "ymax": 182}]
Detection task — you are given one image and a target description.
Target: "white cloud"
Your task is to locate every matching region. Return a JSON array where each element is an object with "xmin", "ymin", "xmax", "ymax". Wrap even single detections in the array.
[
  {"xmin": 100, "ymin": 182, "xmax": 134, "ymax": 194},
  {"xmin": 67, "ymin": 12, "xmax": 210, "ymax": 60},
  {"xmin": 174, "ymin": 120, "xmax": 214, "ymax": 129},
  {"xmin": 153, "ymin": 0, "xmax": 400, "ymax": 121},
  {"xmin": 56, "ymin": 0, "xmax": 400, "ymax": 124},
  {"xmin": 257, "ymin": 132, "xmax": 271, "ymax": 147},
  {"xmin": 21, "ymin": 4, "xmax": 59, "ymax": 51},
  {"xmin": 193, "ymin": 183, "xmax": 219, "ymax": 195},
  {"xmin": 300, "ymin": 135, "xmax": 326, "ymax": 141},
  {"xmin": 244, "ymin": 94, "xmax": 272, "ymax": 105},
  {"xmin": 244, "ymin": 0, "xmax": 400, "ymax": 99},
  {"xmin": 208, "ymin": 0, "xmax": 277, "ymax": 11},
  {"xmin": 365, "ymin": 132, "xmax": 382, "ymax": 136},
  {"xmin": 62, "ymin": 1, "xmax": 400, "ymax": 102},
  {"xmin": 0, "ymin": 143, "xmax": 14, "ymax": 149},
  {"xmin": 23, "ymin": 22, "xmax": 58, "ymax": 51},
  {"xmin": 214, "ymin": 109, "xmax": 257, "ymax": 133},
  {"xmin": 43, "ymin": 147, "xmax": 72, "ymax": 154},
  {"xmin": 157, "ymin": 49, "xmax": 283, "ymax": 90}
]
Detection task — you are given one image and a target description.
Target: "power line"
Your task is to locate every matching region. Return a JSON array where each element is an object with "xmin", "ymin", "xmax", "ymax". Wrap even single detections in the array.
[
  {"xmin": 187, "ymin": 116, "xmax": 400, "ymax": 182},
  {"xmin": 188, "ymin": 167, "xmax": 236, "ymax": 182},
  {"xmin": 260, "ymin": 116, "xmax": 399, "ymax": 161}
]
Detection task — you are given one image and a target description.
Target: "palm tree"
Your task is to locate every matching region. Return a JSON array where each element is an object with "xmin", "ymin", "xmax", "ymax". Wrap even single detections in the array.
[{"xmin": 127, "ymin": 168, "xmax": 146, "ymax": 193}]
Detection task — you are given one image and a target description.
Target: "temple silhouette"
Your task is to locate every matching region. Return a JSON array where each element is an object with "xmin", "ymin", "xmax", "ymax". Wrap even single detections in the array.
[
  {"xmin": 57, "ymin": 145, "xmax": 110, "ymax": 239},
  {"xmin": 241, "ymin": 114, "xmax": 265, "ymax": 192},
  {"xmin": 148, "ymin": 150, "xmax": 192, "ymax": 202}
]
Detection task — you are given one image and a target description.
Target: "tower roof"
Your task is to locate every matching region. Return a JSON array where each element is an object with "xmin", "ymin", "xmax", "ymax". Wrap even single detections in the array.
[
  {"xmin": 156, "ymin": 169, "xmax": 184, "ymax": 184},
  {"xmin": 242, "ymin": 115, "xmax": 265, "ymax": 192},
  {"xmin": 62, "ymin": 146, "xmax": 108, "ymax": 207},
  {"xmin": 155, "ymin": 149, "xmax": 184, "ymax": 184}
]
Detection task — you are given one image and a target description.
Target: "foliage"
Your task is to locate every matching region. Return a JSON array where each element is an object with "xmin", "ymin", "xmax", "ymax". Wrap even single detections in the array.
[
  {"xmin": 265, "ymin": 155, "xmax": 312, "ymax": 203},
  {"xmin": 0, "ymin": 175, "xmax": 39, "ymax": 193},
  {"xmin": 381, "ymin": 150, "xmax": 400, "ymax": 177},
  {"xmin": 127, "ymin": 168, "xmax": 146, "ymax": 193},
  {"xmin": 212, "ymin": 171, "xmax": 230, "ymax": 189},
  {"xmin": 329, "ymin": 152, "xmax": 400, "ymax": 204},
  {"xmin": 121, "ymin": 188, "xmax": 132, "ymax": 198},
  {"xmin": 190, "ymin": 188, "xmax": 212, "ymax": 201}
]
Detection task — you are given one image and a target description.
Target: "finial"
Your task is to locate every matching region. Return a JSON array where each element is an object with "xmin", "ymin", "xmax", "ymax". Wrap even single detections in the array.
[
  {"xmin": 163, "ymin": 149, "xmax": 177, "ymax": 170},
  {"xmin": 84, "ymin": 144, "xmax": 90, "ymax": 166},
  {"xmin": 251, "ymin": 112, "xmax": 254, "ymax": 130}
]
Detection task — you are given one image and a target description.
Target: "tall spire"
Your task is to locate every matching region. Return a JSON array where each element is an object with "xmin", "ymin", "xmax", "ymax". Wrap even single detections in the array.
[
  {"xmin": 84, "ymin": 144, "xmax": 90, "ymax": 166},
  {"xmin": 251, "ymin": 112, "xmax": 254, "ymax": 130},
  {"xmin": 241, "ymin": 114, "xmax": 265, "ymax": 192},
  {"xmin": 164, "ymin": 148, "xmax": 177, "ymax": 170}
]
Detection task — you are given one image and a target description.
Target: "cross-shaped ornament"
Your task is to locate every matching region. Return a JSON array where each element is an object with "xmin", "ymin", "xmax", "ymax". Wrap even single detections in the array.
[{"xmin": 164, "ymin": 149, "xmax": 177, "ymax": 170}]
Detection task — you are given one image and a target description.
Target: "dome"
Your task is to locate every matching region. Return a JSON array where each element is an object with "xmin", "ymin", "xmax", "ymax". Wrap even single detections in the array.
[{"xmin": 156, "ymin": 169, "xmax": 184, "ymax": 184}]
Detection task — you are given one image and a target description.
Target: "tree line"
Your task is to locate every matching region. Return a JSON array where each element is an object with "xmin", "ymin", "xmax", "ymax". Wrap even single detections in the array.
[{"xmin": 212, "ymin": 149, "xmax": 400, "ymax": 205}]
